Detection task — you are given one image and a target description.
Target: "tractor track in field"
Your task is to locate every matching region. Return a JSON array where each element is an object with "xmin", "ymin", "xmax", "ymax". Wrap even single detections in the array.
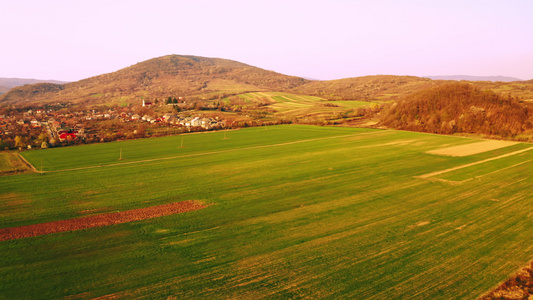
[
  {"xmin": 0, "ymin": 200, "xmax": 207, "ymax": 241},
  {"xmin": 29, "ymin": 130, "xmax": 389, "ymax": 173}
]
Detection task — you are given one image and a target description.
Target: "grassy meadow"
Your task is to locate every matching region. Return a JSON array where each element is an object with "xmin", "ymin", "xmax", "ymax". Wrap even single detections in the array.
[{"xmin": 1, "ymin": 125, "xmax": 532, "ymax": 299}]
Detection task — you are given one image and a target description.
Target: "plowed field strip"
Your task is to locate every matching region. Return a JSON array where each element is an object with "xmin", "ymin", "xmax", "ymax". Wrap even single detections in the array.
[
  {"xmin": 418, "ymin": 146, "xmax": 533, "ymax": 179},
  {"xmin": 427, "ymin": 140, "xmax": 518, "ymax": 157},
  {"xmin": 0, "ymin": 200, "xmax": 207, "ymax": 241}
]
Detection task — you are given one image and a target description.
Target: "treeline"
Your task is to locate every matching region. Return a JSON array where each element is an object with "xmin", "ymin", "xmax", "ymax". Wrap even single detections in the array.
[{"xmin": 380, "ymin": 83, "xmax": 532, "ymax": 138}]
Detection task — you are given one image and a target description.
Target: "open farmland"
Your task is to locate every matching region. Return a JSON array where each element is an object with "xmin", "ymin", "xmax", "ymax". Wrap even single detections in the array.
[
  {"xmin": 237, "ymin": 92, "xmax": 371, "ymax": 116},
  {"xmin": 1, "ymin": 125, "xmax": 533, "ymax": 299}
]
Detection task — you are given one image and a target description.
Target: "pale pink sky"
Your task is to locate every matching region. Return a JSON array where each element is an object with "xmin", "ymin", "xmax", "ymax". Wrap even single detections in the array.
[{"xmin": 1, "ymin": 0, "xmax": 532, "ymax": 81}]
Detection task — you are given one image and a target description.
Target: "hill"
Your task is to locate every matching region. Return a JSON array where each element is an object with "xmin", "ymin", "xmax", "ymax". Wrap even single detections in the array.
[
  {"xmin": 0, "ymin": 77, "xmax": 67, "ymax": 96},
  {"xmin": 293, "ymin": 75, "xmax": 435, "ymax": 101},
  {"xmin": 425, "ymin": 75, "xmax": 523, "ymax": 82},
  {"xmin": 379, "ymin": 82, "xmax": 533, "ymax": 138},
  {"xmin": 0, "ymin": 55, "xmax": 310, "ymax": 105}
]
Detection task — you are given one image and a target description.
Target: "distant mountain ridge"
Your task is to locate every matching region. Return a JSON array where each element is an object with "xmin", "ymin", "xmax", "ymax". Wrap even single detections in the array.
[
  {"xmin": 424, "ymin": 75, "xmax": 523, "ymax": 82},
  {"xmin": 0, "ymin": 55, "xmax": 310, "ymax": 105},
  {"xmin": 0, "ymin": 55, "xmax": 531, "ymax": 106},
  {"xmin": 0, "ymin": 77, "xmax": 68, "ymax": 96}
]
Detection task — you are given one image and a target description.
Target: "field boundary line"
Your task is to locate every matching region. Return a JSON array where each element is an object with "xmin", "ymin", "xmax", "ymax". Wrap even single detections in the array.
[
  {"xmin": 417, "ymin": 146, "xmax": 533, "ymax": 180},
  {"xmin": 37, "ymin": 130, "xmax": 389, "ymax": 173},
  {"xmin": 16, "ymin": 153, "xmax": 40, "ymax": 173}
]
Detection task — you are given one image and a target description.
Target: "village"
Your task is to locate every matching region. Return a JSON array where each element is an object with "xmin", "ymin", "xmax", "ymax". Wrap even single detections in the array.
[{"xmin": 0, "ymin": 101, "xmax": 225, "ymax": 150}]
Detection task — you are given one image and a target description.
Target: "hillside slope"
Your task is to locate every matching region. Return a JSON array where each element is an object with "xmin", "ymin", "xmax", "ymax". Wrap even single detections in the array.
[
  {"xmin": 0, "ymin": 55, "xmax": 310, "ymax": 105},
  {"xmin": 0, "ymin": 86, "xmax": 9, "ymax": 95},
  {"xmin": 425, "ymin": 75, "xmax": 523, "ymax": 82},
  {"xmin": 0, "ymin": 78, "xmax": 67, "ymax": 96},
  {"xmin": 293, "ymin": 75, "xmax": 435, "ymax": 101},
  {"xmin": 379, "ymin": 82, "xmax": 533, "ymax": 138}
]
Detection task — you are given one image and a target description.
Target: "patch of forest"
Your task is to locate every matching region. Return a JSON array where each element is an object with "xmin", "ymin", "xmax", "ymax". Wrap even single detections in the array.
[{"xmin": 379, "ymin": 83, "xmax": 533, "ymax": 139}]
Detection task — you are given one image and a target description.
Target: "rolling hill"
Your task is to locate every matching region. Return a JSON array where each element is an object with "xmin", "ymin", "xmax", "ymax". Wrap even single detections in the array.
[
  {"xmin": 0, "ymin": 77, "xmax": 67, "ymax": 96},
  {"xmin": 0, "ymin": 86, "xmax": 9, "ymax": 95},
  {"xmin": 379, "ymin": 82, "xmax": 533, "ymax": 138},
  {"xmin": 0, "ymin": 55, "xmax": 310, "ymax": 105},
  {"xmin": 424, "ymin": 75, "xmax": 523, "ymax": 82},
  {"xmin": 292, "ymin": 75, "xmax": 436, "ymax": 101},
  {"xmin": 2, "ymin": 54, "xmax": 533, "ymax": 142},
  {"xmin": 2, "ymin": 55, "xmax": 532, "ymax": 109}
]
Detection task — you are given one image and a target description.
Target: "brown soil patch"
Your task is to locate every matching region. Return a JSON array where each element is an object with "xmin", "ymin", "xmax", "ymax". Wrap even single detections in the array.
[
  {"xmin": 0, "ymin": 200, "xmax": 207, "ymax": 241},
  {"xmin": 427, "ymin": 140, "xmax": 518, "ymax": 157},
  {"xmin": 481, "ymin": 262, "xmax": 533, "ymax": 300}
]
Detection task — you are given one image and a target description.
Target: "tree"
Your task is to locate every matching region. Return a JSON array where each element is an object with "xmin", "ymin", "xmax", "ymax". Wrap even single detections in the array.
[
  {"xmin": 37, "ymin": 132, "xmax": 48, "ymax": 144},
  {"xmin": 136, "ymin": 124, "xmax": 146, "ymax": 137},
  {"xmin": 14, "ymin": 136, "xmax": 24, "ymax": 148}
]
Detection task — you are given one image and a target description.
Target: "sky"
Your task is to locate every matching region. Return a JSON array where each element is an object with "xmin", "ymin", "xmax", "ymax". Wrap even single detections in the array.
[{"xmin": 1, "ymin": 0, "xmax": 532, "ymax": 82}]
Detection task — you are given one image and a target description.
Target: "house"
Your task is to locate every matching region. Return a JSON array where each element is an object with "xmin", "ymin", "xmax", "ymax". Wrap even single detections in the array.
[
  {"xmin": 191, "ymin": 117, "xmax": 201, "ymax": 127},
  {"xmin": 59, "ymin": 133, "xmax": 77, "ymax": 141},
  {"xmin": 31, "ymin": 119, "xmax": 41, "ymax": 128},
  {"xmin": 142, "ymin": 100, "xmax": 153, "ymax": 107},
  {"xmin": 162, "ymin": 113, "xmax": 174, "ymax": 122},
  {"xmin": 167, "ymin": 115, "xmax": 178, "ymax": 124},
  {"xmin": 131, "ymin": 114, "xmax": 141, "ymax": 121}
]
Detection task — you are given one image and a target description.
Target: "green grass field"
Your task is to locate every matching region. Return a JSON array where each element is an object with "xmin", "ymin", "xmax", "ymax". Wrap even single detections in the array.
[{"xmin": 1, "ymin": 125, "xmax": 532, "ymax": 299}]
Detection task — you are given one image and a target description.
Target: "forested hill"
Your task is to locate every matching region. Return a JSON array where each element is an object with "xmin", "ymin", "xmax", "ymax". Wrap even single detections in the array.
[
  {"xmin": 0, "ymin": 55, "xmax": 310, "ymax": 105},
  {"xmin": 379, "ymin": 83, "xmax": 533, "ymax": 138}
]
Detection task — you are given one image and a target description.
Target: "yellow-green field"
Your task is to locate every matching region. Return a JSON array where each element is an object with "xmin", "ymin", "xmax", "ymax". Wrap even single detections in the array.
[
  {"xmin": 239, "ymin": 92, "xmax": 371, "ymax": 115},
  {"xmin": 0, "ymin": 152, "xmax": 30, "ymax": 174},
  {"xmin": 1, "ymin": 125, "xmax": 532, "ymax": 299}
]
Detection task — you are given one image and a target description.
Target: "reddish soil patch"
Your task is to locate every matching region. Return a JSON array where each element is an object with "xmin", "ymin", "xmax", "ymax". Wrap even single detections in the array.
[
  {"xmin": 0, "ymin": 200, "xmax": 207, "ymax": 241},
  {"xmin": 481, "ymin": 262, "xmax": 533, "ymax": 300}
]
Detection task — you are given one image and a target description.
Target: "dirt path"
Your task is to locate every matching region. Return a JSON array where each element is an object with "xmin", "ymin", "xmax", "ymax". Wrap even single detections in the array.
[
  {"xmin": 0, "ymin": 200, "xmax": 207, "ymax": 241},
  {"xmin": 16, "ymin": 153, "xmax": 40, "ymax": 172}
]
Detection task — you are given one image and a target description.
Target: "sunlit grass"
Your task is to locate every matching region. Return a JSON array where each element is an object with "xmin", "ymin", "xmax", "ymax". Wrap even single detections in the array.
[{"xmin": 1, "ymin": 125, "xmax": 532, "ymax": 299}]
